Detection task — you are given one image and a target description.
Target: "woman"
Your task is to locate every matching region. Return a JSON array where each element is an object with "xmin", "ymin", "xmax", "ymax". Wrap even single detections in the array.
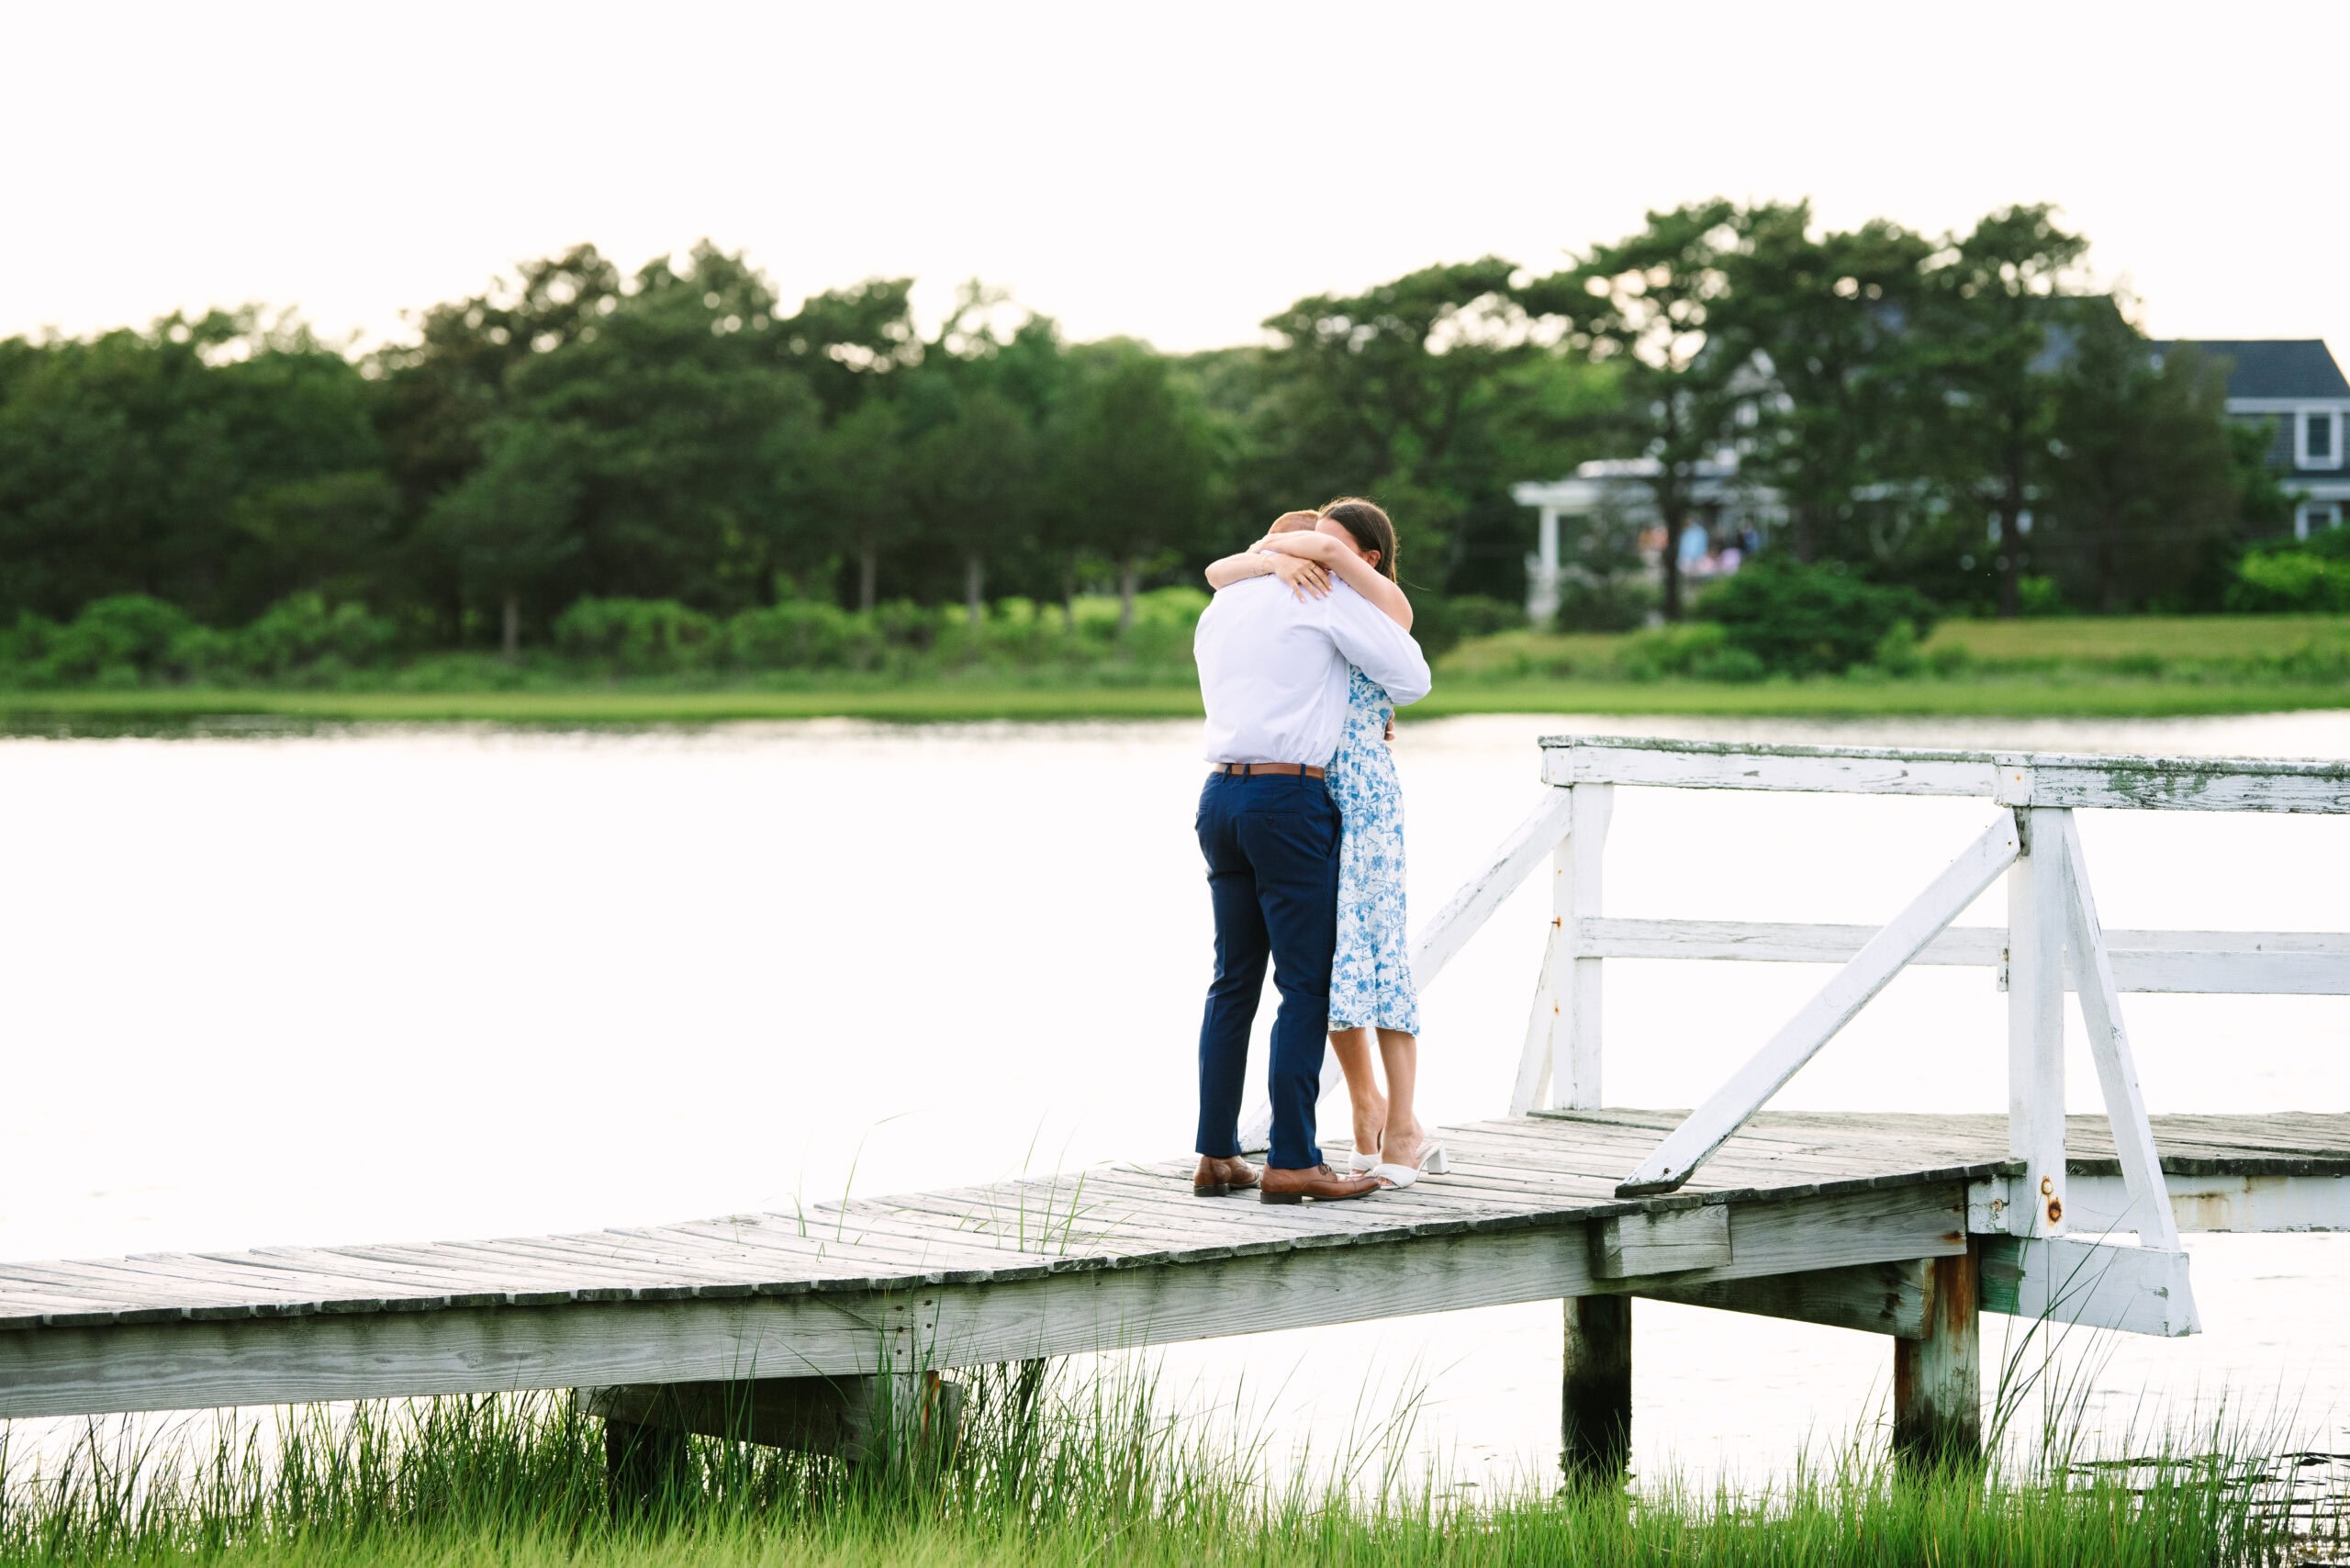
[{"xmin": 1203, "ymin": 498, "xmax": 1447, "ymax": 1189}]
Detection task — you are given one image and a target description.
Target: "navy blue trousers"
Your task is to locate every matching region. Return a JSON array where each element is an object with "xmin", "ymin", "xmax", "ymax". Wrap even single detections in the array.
[{"xmin": 1194, "ymin": 770, "xmax": 1339, "ymax": 1171}]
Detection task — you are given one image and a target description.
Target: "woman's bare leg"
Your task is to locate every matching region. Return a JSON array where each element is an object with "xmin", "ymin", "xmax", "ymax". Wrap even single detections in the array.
[
  {"xmin": 1375, "ymin": 1029, "xmax": 1423, "ymax": 1170},
  {"xmin": 1327, "ymin": 1026, "xmax": 1386, "ymax": 1160}
]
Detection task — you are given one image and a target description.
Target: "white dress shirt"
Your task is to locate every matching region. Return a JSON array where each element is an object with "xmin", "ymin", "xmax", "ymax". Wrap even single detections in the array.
[{"xmin": 1194, "ymin": 576, "xmax": 1433, "ymax": 766}]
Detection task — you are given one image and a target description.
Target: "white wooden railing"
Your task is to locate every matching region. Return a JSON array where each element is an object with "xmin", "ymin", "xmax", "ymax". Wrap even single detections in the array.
[{"xmin": 1244, "ymin": 735, "xmax": 2350, "ymax": 1337}]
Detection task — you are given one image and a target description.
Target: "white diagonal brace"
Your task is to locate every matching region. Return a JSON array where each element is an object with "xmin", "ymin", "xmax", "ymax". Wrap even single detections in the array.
[
  {"xmin": 1616, "ymin": 811, "xmax": 2023, "ymax": 1196},
  {"xmin": 2054, "ymin": 812, "xmax": 2188, "ymax": 1257},
  {"xmin": 1508, "ymin": 924, "xmax": 1563, "ymax": 1117},
  {"xmin": 1414, "ymin": 786, "xmax": 1579, "ymax": 990}
]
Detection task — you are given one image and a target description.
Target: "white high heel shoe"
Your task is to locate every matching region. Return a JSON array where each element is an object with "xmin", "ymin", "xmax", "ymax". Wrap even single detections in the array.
[
  {"xmin": 1370, "ymin": 1141, "xmax": 1450, "ymax": 1190},
  {"xmin": 1346, "ymin": 1132, "xmax": 1382, "ymax": 1176}
]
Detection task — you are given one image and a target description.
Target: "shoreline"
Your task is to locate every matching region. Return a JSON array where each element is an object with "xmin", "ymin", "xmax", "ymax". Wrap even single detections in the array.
[{"xmin": 3, "ymin": 676, "xmax": 2349, "ymax": 731}]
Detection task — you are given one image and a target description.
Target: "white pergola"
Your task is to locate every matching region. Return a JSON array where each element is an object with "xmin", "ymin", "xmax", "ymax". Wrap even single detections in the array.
[{"xmin": 1512, "ymin": 458, "xmax": 1779, "ymax": 622}]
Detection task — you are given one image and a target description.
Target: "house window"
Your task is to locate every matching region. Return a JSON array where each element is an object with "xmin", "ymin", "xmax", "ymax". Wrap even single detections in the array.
[
  {"xmin": 2299, "ymin": 409, "xmax": 2342, "ymax": 468},
  {"xmin": 2295, "ymin": 502, "xmax": 2341, "ymax": 539}
]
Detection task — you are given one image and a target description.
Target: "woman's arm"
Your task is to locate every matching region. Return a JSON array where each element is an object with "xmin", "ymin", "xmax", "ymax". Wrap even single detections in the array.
[
  {"xmin": 1258, "ymin": 532, "xmax": 1414, "ymax": 630},
  {"xmin": 1205, "ymin": 545, "xmax": 1333, "ymax": 599},
  {"xmin": 1203, "ymin": 547, "xmax": 1278, "ymax": 590}
]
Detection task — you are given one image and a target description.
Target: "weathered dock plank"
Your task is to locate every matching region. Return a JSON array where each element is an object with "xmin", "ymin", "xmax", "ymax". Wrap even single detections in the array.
[{"xmin": 0, "ymin": 1110, "xmax": 2340, "ymax": 1417}]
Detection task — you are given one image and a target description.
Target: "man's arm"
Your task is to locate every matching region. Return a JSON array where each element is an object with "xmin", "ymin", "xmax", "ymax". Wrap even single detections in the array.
[{"xmin": 1322, "ymin": 584, "xmax": 1432, "ymax": 706}]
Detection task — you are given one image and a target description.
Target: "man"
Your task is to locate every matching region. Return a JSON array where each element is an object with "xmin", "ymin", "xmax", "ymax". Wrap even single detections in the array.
[{"xmin": 1190, "ymin": 518, "xmax": 1432, "ymax": 1204}]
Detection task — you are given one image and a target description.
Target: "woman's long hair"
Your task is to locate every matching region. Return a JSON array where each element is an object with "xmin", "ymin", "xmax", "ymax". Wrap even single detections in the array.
[{"xmin": 1317, "ymin": 497, "xmax": 1399, "ymax": 581}]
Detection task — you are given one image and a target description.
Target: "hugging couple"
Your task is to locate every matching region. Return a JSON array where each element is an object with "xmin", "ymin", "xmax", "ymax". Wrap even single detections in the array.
[{"xmin": 1187, "ymin": 497, "xmax": 1449, "ymax": 1205}]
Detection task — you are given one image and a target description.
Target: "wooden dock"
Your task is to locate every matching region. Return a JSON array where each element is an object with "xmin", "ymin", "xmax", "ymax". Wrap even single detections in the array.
[
  {"xmin": 2, "ymin": 1109, "xmax": 2344, "ymax": 1462},
  {"xmin": 4, "ymin": 736, "xmax": 2346, "ymax": 1481}
]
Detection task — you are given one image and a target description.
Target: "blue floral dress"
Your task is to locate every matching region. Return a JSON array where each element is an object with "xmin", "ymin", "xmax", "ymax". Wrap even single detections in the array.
[{"xmin": 1326, "ymin": 667, "xmax": 1419, "ymax": 1035}]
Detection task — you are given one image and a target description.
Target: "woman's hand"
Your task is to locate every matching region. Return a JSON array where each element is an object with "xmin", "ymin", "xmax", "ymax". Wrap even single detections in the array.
[
  {"xmin": 1384, "ymin": 717, "xmax": 1395, "ymax": 744},
  {"xmin": 1268, "ymin": 553, "xmax": 1331, "ymax": 600}
]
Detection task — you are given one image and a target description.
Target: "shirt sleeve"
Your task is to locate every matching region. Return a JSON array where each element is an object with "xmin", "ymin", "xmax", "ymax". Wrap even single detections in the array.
[{"xmin": 1322, "ymin": 583, "xmax": 1433, "ymax": 706}]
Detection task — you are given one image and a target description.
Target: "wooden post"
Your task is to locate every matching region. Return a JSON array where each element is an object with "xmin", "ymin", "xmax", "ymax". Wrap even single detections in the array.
[
  {"xmin": 1893, "ymin": 1239, "xmax": 1982, "ymax": 1473},
  {"xmin": 1559, "ymin": 782, "xmax": 1614, "ymax": 1111},
  {"xmin": 2007, "ymin": 807, "xmax": 2068, "ymax": 1237},
  {"xmin": 587, "ymin": 1372, "xmax": 962, "ymax": 1508},
  {"xmin": 604, "ymin": 1410, "xmax": 694, "ymax": 1518},
  {"xmin": 1513, "ymin": 783, "xmax": 1614, "ymax": 1115},
  {"xmin": 1561, "ymin": 1294, "xmax": 1632, "ymax": 1484}
]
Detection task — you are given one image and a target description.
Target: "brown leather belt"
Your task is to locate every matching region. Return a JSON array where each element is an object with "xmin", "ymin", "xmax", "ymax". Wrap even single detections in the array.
[{"xmin": 1213, "ymin": 762, "xmax": 1326, "ymax": 778}]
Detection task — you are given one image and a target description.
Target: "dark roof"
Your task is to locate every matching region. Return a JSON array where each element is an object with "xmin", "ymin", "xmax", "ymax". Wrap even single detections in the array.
[{"xmin": 2154, "ymin": 340, "xmax": 2350, "ymax": 399}]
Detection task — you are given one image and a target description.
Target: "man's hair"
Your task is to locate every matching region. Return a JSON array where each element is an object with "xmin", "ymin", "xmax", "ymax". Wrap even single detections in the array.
[{"xmin": 1318, "ymin": 498, "xmax": 1399, "ymax": 581}]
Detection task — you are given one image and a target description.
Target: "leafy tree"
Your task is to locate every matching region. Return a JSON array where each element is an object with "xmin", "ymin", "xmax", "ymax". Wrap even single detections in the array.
[
  {"xmin": 2042, "ymin": 329, "xmax": 2242, "ymax": 611},
  {"xmin": 0, "ymin": 310, "xmax": 383, "ymax": 624},
  {"xmin": 1251, "ymin": 259, "xmax": 1534, "ymax": 592},
  {"xmin": 529, "ymin": 249, "xmax": 822, "ymax": 612},
  {"xmin": 906, "ymin": 389, "xmax": 1037, "ymax": 630},
  {"xmin": 2223, "ymin": 407, "xmax": 2296, "ymax": 540},
  {"xmin": 230, "ymin": 469, "xmax": 399, "ymax": 603},
  {"xmin": 812, "ymin": 398, "xmax": 913, "ymax": 611},
  {"xmin": 419, "ymin": 420, "xmax": 584, "ymax": 656},
  {"xmin": 415, "ymin": 243, "xmax": 826, "ymax": 648},
  {"xmin": 369, "ymin": 245, "xmax": 624, "ymax": 520},
  {"xmin": 772, "ymin": 278, "xmax": 922, "ymax": 420},
  {"xmin": 1714, "ymin": 204, "xmax": 1934, "ymax": 566},
  {"xmin": 1910, "ymin": 206, "xmax": 2089, "ymax": 617},
  {"xmin": 1522, "ymin": 201, "xmax": 1742, "ymax": 620},
  {"xmin": 1052, "ymin": 344, "xmax": 1219, "ymax": 629}
]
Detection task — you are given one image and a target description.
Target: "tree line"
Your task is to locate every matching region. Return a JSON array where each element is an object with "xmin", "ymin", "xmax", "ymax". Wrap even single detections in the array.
[{"xmin": 0, "ymin": 203, "xmax": 2293, "ymax": 667}]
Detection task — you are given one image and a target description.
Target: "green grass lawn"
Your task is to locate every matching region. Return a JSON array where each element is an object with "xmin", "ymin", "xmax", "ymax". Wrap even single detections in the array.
[
  {"xmin": 4, "ymin": 675, "xmax": 2344, "ymax": 728},
  {"xmin": 1922, "ymin": 612, "xmax": 2350, "ymax": 663},
  {"xmin": 4, "ymin": 615, "xmax": 2348, "ymax": 728}
]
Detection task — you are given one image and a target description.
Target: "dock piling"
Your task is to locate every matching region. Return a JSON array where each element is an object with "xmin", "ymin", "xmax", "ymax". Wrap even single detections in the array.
[
  {"xmin": 603, "ymin": 1411, "xmax": 694, "ymax": 1518},
  {"xmin": 586, "ymin": 1372, "xmax": 963, "ymax": 1507},
  {"xmin": 1892, "ymin": 1241, "xmax": 1983, "ymax": 1474},
  {"xmin": 1561, "ymin": 1294, "xmax": 1633, "ymax": 1484}
]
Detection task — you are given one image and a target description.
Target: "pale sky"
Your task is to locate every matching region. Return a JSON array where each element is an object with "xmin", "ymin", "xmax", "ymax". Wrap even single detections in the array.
[{"xmin": 6, "ymin": 1, "xmax": 2344, "ymax": 358}]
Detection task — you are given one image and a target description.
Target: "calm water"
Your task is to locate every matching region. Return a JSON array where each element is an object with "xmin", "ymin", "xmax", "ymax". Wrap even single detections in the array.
[{"xmin": 4, "ymin": 710, "xmax": 2347, "ymax": 1484}]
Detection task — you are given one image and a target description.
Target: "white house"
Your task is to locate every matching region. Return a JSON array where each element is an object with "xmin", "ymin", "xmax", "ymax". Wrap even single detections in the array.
[
  {"xmin": 1510, "ymin": 458, "xmax": 1779, "ymax": 623},
  {"xmin": 1514, "ymin": 337, "xmax": 2350, "ymax": 623},
  {"xmin": 2155, "ymin": 340, "xmax": 2350, "ymax": 538}
]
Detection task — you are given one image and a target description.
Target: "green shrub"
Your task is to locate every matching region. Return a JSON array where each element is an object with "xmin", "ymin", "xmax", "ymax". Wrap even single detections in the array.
[
  {"xmin": 2017, "ymin": 575, "xmax": 2067, "ymax": 616},
  {"xmin": 1690, "ymin": 641, "xmax": 1768, "ymax": 681},
  {"xmin": 873, "ymin": 599, "xmax": 939, "ymax": 654},
  {"xmin": 1613, "ymin": 621, "xmax": 1730, "ymax": 680},
  {"xmin": 1553, "ymin": 574, "xmax": 1658, "ymax": 633},
  {"xmin": 1873, "ymin": 619, "xmax": 1923, "ymax": 677},
  {"xmin": 1094, "ymin": 587, "xmax": 1208, "ymax": 669},
  {"xmin": 0, "ymin": 611, "xmax": 62, "ymax": 679},
  {"xmin": 220, "ymin": 593, "xmax": 400, "ymax": 678},
  {"xmin": 36, "ymin": 595, "xmax": 199, "ymax": 686},
  {"xmin": 552, "ymin": 598, "xmax": 720, "ymax": 674},
  {"xmin": 1413, "ymin": 594, "xmax": 1523, "ymax": 659},
  {"xmin": 2227, "ymin": 549, "xmax": 2350, "ymax": 612},
  {"xmin": 721, "ymin": 600, "xmax": 885, "ymax": 671},
  {"xmin": 1699, "ymin": 559, "xmax": 1938, "ymax": 676}
]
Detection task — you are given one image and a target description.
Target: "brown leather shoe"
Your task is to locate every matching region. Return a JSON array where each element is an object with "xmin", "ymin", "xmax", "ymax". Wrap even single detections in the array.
[
  {"xmin": 1259, "ymin": 1162, "xmax": 1380, "ymax": 1204},
  {"xmin": 1192, "ymin": 1156, "xmax": 1261, "ymax": 1197}
]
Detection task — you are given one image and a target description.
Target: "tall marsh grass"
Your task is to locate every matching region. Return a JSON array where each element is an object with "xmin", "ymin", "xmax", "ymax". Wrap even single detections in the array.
[{"xmin": 1, "ymin": 1357, "xmax": 2340, "ymax": 1567}]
